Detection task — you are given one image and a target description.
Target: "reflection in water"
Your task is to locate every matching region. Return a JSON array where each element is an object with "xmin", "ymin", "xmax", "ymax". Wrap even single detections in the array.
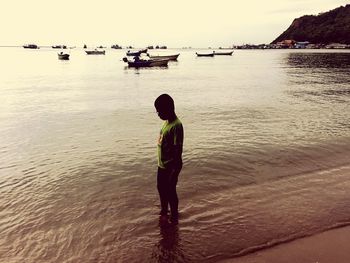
[
  {"xmin": 152, "ymin": 219, "xmax": 186, "ymax": 263},
  {"xmin": 284, "ymin": 52, "xmax": 350, "ymax": 104},
  {"xmin": 286, "ymin": 52, "xmax": 350, "ymax": 69},
  {"xmin": 123, "ymin": 65, "xmax": 169, "ymax": 72}
]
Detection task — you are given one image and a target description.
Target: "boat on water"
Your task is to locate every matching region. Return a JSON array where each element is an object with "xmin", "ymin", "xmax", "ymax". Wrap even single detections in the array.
[
  {"xmin": 85, "ymin": 49, "xmax": 106, "ymax": 55},
  {"xmin": 52, "ymin": 45, "xmax": 67, "ymax": 49},
  {"xmin": 23, "ymin": 44, "xmax": 39, "ymax": 49},
  {"xmin": 196, "ymin": 52, "xmax": 214, "ymax": 57},
  {"xmin": 147, "ymin": 53, "xmax": 180, "ymax": 61},
  {"xmin": 123, "ymin": 57, "xmax": 168, "ymax": 68},
  {"xmin": 111, "ymin": 44, "xmax": 122, "ymax": 49},
  {"xmin": 214, "ymin": 50, "xmax": 233, "ymax": 56},
  {"xmin": 58, "ymin": 52, "xmax": 70, "ymax": 60},
  {"xmin": 126, "ymin": 48, "xmax": 148, "ymax": 56}
]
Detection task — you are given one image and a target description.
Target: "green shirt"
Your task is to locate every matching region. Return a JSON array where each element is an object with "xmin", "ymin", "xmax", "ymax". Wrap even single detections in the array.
[{"xmin": 157, "ymin": 117, "xmax": 184, "ymax": 169}]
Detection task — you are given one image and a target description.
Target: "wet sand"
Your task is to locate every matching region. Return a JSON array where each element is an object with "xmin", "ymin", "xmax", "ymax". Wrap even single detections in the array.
[{"xmin": 220, "ymin": 225, "xmax": 350, "ymax": 263}]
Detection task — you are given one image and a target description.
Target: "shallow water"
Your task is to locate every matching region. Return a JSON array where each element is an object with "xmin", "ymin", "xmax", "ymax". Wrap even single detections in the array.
[{"xmin": 1, "ymin": 48, "xmax": 350, "ymax": 262}]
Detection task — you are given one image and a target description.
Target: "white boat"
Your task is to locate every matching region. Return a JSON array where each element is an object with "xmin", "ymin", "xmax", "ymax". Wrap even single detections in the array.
[
  {"xmin": 196, "ymin": 52, "xmax": 214, "ymax": 57},
  {"xmin": 147, "ymin": 53, "xmax": 180, "ymax": 61}
]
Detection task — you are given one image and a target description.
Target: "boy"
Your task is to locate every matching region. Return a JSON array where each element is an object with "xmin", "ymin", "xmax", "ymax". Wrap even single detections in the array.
[{"xmin": 154, "ymin": 94, "xmax": 184, "ymax": 223}]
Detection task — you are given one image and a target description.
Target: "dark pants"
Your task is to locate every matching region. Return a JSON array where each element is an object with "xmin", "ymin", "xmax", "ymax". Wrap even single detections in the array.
[{"xmin": 157, "ymin": 166, "xmax": 181, "ymax": 217}]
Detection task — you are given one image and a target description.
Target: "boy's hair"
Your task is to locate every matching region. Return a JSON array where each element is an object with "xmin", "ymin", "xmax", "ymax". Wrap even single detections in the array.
[{"xmin": 154, "ymin": 94, "xmax": 175, "ymax": 112}]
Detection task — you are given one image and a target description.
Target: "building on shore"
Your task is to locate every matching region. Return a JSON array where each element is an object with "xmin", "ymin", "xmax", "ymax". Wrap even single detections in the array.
[
  {"xmin": 276, "ymin": 40, "xmax": 296, "ymax": 48},
  {"xmin": 325, "ymin": 43, "xmax": 349, "ymax": 49},
  {"xmin": 295, "ymin": 41, "xmax": 310, "ymax": 49}
]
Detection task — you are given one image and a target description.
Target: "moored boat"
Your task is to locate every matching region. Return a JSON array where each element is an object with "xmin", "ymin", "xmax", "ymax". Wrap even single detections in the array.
[
  {"xmin": 111, "ymin": 44, "xmax": 122, "ymax": 49},
  {"xmin": 196, "ymin": 52, "xmax": 214, "ymax": 57},
  {"xmin": 58, "ymin": 52, "xmax": 70, "ymax": 60},
  {"xmin": 52, "ymin": 45, "xmax": 67, "ymax": 49},
  {"xmin": 123, "ymin": 57, "xmax": 168, "ymax": 68},
  {"xmin": 85, "ymin": 49, "xmax": 106, "ymax": 55},
  {"xmin": 23, "ymin": 44, "xmax": 39, "ymax": 49},
  {"xmin": 147, "ymin": 53, "xmax": 180, "ymax": 61},
  {"xmin": 126, "ymin": 48, "xmax": 148, "ymax": 56},
  {"xmin": 213, "ymin": 50, "xmax": 233, "ymax": 56}
]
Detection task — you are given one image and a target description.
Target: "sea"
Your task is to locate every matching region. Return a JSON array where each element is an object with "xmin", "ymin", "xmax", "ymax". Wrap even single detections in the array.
[{"xmin": 1, "ymin": 47, "xmax": 350, "ymax": 263}]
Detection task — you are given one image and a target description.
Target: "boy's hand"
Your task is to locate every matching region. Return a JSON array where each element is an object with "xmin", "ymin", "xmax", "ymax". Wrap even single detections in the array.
[{"xmin": 169, "ymin": 161, "xmax": 182, "ymax": 181}]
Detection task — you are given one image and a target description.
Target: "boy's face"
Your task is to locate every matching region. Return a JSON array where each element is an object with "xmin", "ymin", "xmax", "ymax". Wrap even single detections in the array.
[{"xmin": 156, "ymin": 107, "xmax": 168, "ymax": 120}]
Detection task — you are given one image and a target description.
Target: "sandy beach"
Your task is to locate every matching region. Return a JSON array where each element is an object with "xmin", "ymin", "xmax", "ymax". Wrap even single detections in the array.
[{"xmin": 220, "ymin": 225, "xmax": 350, "ymax": 263}]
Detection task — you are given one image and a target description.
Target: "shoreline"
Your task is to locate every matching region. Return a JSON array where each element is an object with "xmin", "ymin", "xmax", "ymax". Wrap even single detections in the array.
[{"xmin": 219, "ymin": 225, "xmax": 350, "ymax": 263}]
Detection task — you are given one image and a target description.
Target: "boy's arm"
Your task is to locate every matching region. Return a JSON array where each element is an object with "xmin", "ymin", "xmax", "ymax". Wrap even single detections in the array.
[
  {"xmin": 172, "ymin": 144, "xmax": 183, "ymax": 169},
  {"xmin": 170, "ymin": 124, "xmax": 183, "ymax": 172}
]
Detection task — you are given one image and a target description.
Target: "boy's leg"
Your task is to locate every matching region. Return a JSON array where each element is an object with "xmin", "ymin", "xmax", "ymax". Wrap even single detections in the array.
[
  {"xmin": 157, "ymin": 168, "xmax": 169, "ymax": 215},
  {"xmin": 168, "ymin": 170, "xmax": 180, "ymax": 220}
]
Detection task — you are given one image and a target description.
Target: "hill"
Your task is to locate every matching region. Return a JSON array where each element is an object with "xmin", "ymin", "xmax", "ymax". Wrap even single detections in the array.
[{"xmin": 272, "ymin": 5, "xmax": 350, "ymax": 44}]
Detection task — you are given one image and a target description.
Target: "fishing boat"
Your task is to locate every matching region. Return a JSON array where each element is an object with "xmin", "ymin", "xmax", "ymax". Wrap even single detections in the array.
[
  {"xmin": 85, "ymin": 49, "xmax": 106, "ymax": 55},
  {"xmin": 126, "ymin": 48, "xmax": 148, "ymax": 56},
  {"xmin": 23, "ymin": 44, "xmax": 39, "ymax": 49},
  {"xmin": 214, "ymin": 50, "xmax": 233, "ymax": 56},
  {"xmin": 58, "ymin": 52, "xmax": 70, "ymax": 60},
  {"xmin": 147, "ymin": 53, "xmax": 180, "ymax": 61},
  {"xmin": 196, "ymin": 52, "xmax": 214, "ymax": 57},
  {"xmin": 123, "ymin": 57, "xmax": 168, "ymax": 68}
]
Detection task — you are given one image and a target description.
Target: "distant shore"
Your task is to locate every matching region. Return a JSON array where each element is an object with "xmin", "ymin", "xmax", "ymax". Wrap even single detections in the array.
[{"xmin": 1, "ymin": 44, "xmax": 350, "ymax": 50}]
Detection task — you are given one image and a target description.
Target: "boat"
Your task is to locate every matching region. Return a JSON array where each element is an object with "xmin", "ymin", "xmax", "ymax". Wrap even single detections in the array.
[
  {"xmin": 23, "ymin": 44, "xmax": 39, "ymax": 49},
  {"xmin": 126, "ymin": 50, "xmax": 141, "ymax": 56},
  {"xmin": 147, "ymin": 53, "xmax": 180, "ymax": 61},
  {"xmin": 139, "ymin": 48, "xmax": 148, "ymax": 53},
  {"xmin": 213, "ymin": 50, "xmax": 233, "ymax": 56},
  {"xmin": 123, "ymin": 57, "xmax": 168, "ymax": 68},
  {"xmin": 196, "ymin": 52, "xmax": 214, "ymax": 57},
  {"xmin": 126, "ymin": 48, "xmax": 148, "ymax": 56},
  {"xmin": 111, "ymin": 44, "xmax": 122, "ymax": 49},
  {"xmin": 85, "ymin": 49, "xmax": 106, "ymax": 55},
  {"xmin": 52, "ymin": 45, "xmax": 67, "ymax": 49},
  {"xmin": 58, "ymin": 52, "xmax": 70, "ymax": 60},
  {"xmin": 155, "ymin": 45, "xmax": 167, "ymax": 49}
]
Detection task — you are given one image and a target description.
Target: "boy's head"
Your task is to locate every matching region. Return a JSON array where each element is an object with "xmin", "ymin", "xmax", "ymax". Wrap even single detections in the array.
[{"xmin": 154, "ymin": 94, "xmax": 175, "ymax": 120}]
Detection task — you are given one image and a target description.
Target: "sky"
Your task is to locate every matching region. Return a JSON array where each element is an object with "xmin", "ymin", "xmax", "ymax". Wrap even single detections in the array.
[{"xmin": 1, "ymin": 0, "xmax": 349, "ymax": 48}]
